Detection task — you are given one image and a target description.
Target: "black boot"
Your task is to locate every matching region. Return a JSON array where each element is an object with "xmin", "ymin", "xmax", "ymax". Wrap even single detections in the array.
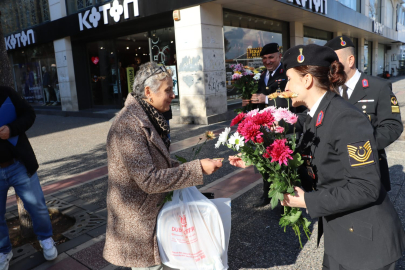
[
  {"xmin": 253, "ymin": 176, "xmax": 271, "ymax": 208},
  {"xmin": 253, "ymin": 197, "xmax": 271, "ymax": 208}
]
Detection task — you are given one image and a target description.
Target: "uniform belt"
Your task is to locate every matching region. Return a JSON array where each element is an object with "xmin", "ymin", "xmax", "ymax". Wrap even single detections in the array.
[{"xmin": 0, "ymin": 159, "xmax": 15, "ymax": 168}]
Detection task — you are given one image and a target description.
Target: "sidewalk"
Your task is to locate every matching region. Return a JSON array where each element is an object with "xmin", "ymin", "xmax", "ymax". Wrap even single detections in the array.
[{"xmin": 6, "ymin": 76, "xmax": 405, "ymax": 269}]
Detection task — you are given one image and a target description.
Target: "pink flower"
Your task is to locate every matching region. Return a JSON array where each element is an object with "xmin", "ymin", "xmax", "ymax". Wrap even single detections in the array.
[
  {"xmin": 250, "ymin": 110, "xmax": 275, "ymax": 126},
  {"xmin": 232, "ymin": 73, "xmax": 242, "ymax": 80},
  {"xmin": 230, "ymin": 112, "xmax": 246, "ymax": 127},
  {"xmin": 275, "ymin": 126, "xmax": 284, "ymax": 133},
  {"xmin": 246, "ymin": 108, "xmax": 259, "ymax": 118},
  {"xmin": 273, "ymin": 108, "xmax": 290, "ymax": 121},
  {"xmin": 261, "ymin": 106, "xmax": 277, "ymax": 114},
  {"xmin": 238, "ymin": 120, "xmax": 263, "ymax": 143},
  {"xmin": 284, "ymin": 113, "xmax": 298, "ymax": 125},
  {"xmin": 263, "ymin": 139, "xmax": 293, "ymax": 166}
]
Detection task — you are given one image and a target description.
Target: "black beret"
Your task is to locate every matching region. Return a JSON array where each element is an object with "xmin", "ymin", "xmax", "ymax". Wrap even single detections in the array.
[
  {"xmin": 260, "ymin": 43, "xmax": 279, "ymax": 56},
  {"xmin": 324, "ymin": 35, "xmax": 355, "ymax": 51},
  {"xmin": 283, "ymin": 44, "xmax": 339, "ymax": 71}
]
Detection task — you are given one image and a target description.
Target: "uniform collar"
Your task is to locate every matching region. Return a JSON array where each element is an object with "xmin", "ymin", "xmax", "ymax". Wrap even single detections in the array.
[
  {"xmin": 308, "ymin": 92, "xmax": 327, "ymax": 118},
  {"xmin": 269, "ymin": 62, "xmax": 282, "ymax": 77},
  {"xmin": 345, "ymin": 69, "xmax": 361, "ymax": 91}
]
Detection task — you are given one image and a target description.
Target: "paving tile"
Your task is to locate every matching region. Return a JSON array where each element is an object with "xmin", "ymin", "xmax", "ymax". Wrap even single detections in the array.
[
  {"xmin": 56, "ymin": 194, "xmax": 79, "ymax": 203},
  {"xmin": 9, "ymin": 250, "xmax": 45, "ymax": 270},
  {"xmin": 56, "ymin": 234, "xmax": 93, "ymax": 254},
  {"xmin": 46, "ymin": 257, "xmax": 90, "ymax": 270},
  {"xmin": 86, "ymin": 224, "xmax": 107, "ymax": 238},
  {"xmin": 81, "ymin": 202, "xmax": 103, "ymax": 212},
  {"xmin": 93, "ymin": 208, "xmax": 107, "ymax": 218},
  {"xmin": 62, "ymin": 206, "xmax": 86, "ymax": 217},
  {"xmin": 72, "ymin": 240, "xmax": 109, "ymax": 270}
]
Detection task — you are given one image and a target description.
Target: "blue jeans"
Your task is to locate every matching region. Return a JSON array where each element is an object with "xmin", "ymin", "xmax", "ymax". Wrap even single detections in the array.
[{"xmin": 0, "ymin": 161, "xmax": 52, "ymax": 253}]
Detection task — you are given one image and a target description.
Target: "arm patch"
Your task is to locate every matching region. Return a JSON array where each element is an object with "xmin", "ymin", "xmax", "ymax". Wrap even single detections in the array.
[{"xmin": 347, "ymin": 141, "xmax": 375, "ymax": 167}]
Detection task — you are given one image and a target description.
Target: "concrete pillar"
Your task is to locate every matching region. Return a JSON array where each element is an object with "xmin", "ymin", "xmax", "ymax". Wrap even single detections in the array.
[
  {"xmin": 49, "ymin": 0, "xmax": 79, "ymax": 111},
  {"xmin": 358, "ymin": 38, "xmax": 365, "ymax": 72},
  {"xmin": 362, "ymin": 0, "xmax": 369, "ymax": 16},
  {"xmin": 372, "ymin": 41, "xmax": 379, "ymax": 76},
  {"xmin": 174, "ymin": 3, "xmax": 227, "ymax": 124},
  {"xmin": 289, "ymin": 21, "xmax": 303, "ymax": 47},
  {"xmin": 333, "ymin": 31, "xmax": 343, "ymax": 38}
]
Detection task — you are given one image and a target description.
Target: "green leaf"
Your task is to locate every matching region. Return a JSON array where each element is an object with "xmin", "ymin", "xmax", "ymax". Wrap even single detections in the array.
[
  {"xmin": 276, "ymin": 192, "xmax": 284, "ymax": 201},
  {"xmin": 270, "ymin": 196, "xmax": 279, "ymax": 209},
  {"xmin": 284, "ymin": 209, "xmax": 302, "ymax": 224},
  {"xmin": 268, "ymin": 189, "xmax": 278, "ymax": 199},
  {"xmin": 175, "ymin": 155, "xmax": 187, "ymax": 164},
  {"xmin": 287, "ymin": 186, "xmax": 295, "ymax": 193},
  {"xmin": 303, "ymin": 217, "xmax": 311, "ymax": 228},
  {"xmin": 289, "ymin": 153, "xmax": 304, "ymax": 168}
]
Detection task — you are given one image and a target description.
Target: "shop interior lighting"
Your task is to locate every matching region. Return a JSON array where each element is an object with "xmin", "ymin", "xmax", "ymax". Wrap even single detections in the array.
[
  {"xmin": 126, "ymin": 47, "xmax": 129, "ymax": 49},
  {"xmin": 270, "ymin": 21, "xmax": 273, "ymax": 25},
  {"xmin": 224, "ymin": 13, "xmax": 228, "ymax": 18},
  {"xmin": 263, "ymin": 20, "xmax": 266, "ymax": 24},
  {"xmin": 111, "ymin": 52, "xmax": 113, "ymax": 54},
  {"xmin": 171, "ymin": 41, "xmax": 173, "ymax": 43},
  {"xmin": 136, "ymin": 54, "xmax": 138, "ymax": 56},
  {"xmin": 100, "ymin": 47, "xmax": 104, "ymax": 49},
  {"xmin": 238, "ymin": 16, "xmax": 242, "ymax": 20},
  {"xmin": 255, "ymin": 19, "xmax": 258, "ymax": 23},
  {"xmin": 248, "ymin": 17, "xmax": 252, "ymax": 21},
  {"xmin": 139, "ymin": 47, "xmax": 141, "ymax": 49}
]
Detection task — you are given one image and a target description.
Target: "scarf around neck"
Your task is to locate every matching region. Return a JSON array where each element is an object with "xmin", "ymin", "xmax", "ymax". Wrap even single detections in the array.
[{"xmin": 135, "ymin": 95, "xmax": 170, "ymax": 150}]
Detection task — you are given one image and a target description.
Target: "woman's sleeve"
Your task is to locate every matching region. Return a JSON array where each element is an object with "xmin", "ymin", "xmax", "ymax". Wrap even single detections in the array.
[
  {"xmin": 304, "ymin": 110, "xmax": 381, "ymax": 219},
  {"xmin": 110, "ymin": 120, "xmax": 204, "ymax": 194}
]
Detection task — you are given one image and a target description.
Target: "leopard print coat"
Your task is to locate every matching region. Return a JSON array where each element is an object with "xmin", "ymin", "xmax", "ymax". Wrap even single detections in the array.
[{"xmin": 103, "ymin": 94, "xmax": 204, "ymax": 267}]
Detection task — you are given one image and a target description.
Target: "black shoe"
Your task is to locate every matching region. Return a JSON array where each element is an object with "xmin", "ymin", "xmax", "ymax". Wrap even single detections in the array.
[{"xmin": 253, "ymin": 198, "xmax": 271, "ymax": 208}]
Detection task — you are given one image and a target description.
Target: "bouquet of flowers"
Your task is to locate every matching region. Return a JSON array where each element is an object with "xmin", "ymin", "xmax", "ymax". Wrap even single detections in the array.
[
  {"xmin": 230, "ymin": 64, "xmax": 262, "ymax": 100},
  {"xmin": 215, "ymin": 102, "xmax": 311, "ymax": 247}
]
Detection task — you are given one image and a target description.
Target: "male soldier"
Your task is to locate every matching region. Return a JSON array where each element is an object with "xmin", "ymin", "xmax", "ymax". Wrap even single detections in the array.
[
  {"xmin": 250, "ymin": 43, "xmax": 290, "ymax": 208},
  {"xmin": 324, "ymin": 35, "xmax": 403, "ymax": 192},
  {"xmin": 251, "ymin": 43, "xmax": 289, "ymax": 110}
]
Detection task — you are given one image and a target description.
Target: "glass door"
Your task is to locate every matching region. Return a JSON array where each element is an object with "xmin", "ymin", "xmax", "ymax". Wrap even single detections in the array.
[{"xmin": 87, "ymin": 40, "xmax": 121, "ymax": 108}]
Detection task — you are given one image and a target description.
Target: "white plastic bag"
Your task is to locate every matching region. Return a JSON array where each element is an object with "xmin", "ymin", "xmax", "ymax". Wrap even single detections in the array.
[{"xmin": 157, "ymin": 187, "xmax": 228, "ymax": 270}]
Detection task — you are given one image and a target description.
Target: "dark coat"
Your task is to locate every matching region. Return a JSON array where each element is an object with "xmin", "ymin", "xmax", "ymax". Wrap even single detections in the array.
[
  {"xmin": 256, "ymin": 63, "xmax": 290, "ymax": 109},
  {"xmin": 300, "ymin": 91, "xmax": 405, "ymax": 269},
  {"xmin": 348, "ymin": 72, "xmax": 403, "ymax": 192},
  {"xmin": 0, "ymin": 86, "xmax": 38, "ymax": 176}
]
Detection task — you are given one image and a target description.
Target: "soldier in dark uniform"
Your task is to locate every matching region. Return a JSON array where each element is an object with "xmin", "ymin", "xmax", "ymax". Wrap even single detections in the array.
[
  {"xmin": 281, "ymin": 44, "xmax": 405, "ymax": 270},
  {"xmin": 324, "ymin": 36, "xmax": 403, "ymax": 192},
  {"xmin": 251, "ymin": 43, "xmax": 290, "ymax": 110}
]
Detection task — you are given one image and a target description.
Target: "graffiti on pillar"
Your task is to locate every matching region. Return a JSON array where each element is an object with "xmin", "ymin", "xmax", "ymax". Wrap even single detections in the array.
[
  {"xmin": 183, "ymin": 75, "xmax": 194, "ymax": 87},
  {"xmin": 205, "ymin": 73, "xmax": 226, "ymax": 95},
  {"xmin": 179, "ymin": 56, "xmax": 203, "ymax": 72}
]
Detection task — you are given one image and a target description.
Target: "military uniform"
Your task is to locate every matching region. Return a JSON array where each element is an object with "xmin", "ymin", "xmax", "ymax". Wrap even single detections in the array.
[
  {"xmin": 300, "ymin": 91, "xmax": 405, "ymax": 270},
  {"xmin": 324, "ymin": 35, "xmax": 403, "ymax": 192},
  {"xmin": 283, "ymin": 44, "xmax": 405, "ymax": 270},
  {"xmin": 345, "ymin": 72, "xmax": 402, "ymax": 192}
]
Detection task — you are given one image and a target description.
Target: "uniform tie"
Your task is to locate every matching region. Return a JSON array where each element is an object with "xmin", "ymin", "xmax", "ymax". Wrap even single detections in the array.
[
  {"xmin": 264, "ymin": 71, "xmax": 270, "ymax": 85},
  {"xmin": 304, "ymin": 115, "xmax": 312, "ymax": 131},
  {"xmin": 342, "ymin": 84, "xmax": 349, "ymax": 100}
]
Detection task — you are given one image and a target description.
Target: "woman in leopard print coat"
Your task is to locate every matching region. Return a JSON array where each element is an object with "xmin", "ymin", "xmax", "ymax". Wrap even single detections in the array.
[{"xmin": 103, "ymin": 62, "xmax": 222, "ymax": 269}]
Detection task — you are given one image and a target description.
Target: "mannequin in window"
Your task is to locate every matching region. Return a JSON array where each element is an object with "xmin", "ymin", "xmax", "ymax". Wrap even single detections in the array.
[{"xmin": 42, "ymin": 66, "xmax": 51, "ymax": 105}]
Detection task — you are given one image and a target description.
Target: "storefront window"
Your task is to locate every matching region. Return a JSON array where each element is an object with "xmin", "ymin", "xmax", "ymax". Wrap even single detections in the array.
[
  {"xmin": 337, "ymin": 0, "xmax": 360, "ymax": 12},
  {"xmin": 369, "ymin": 0, "xmax": 381, "ymax": 22},
  {"xmin": 0, "ymin": 0, "xmax": 50, "ymax": 35},
  {"xmin": 86, "ymin": 27, "xmax": 177, "ymax": 107},
  {"xmin": 303, "ymin": 27, "xmax": 333, "ymax": 46},
  {"xmin": 386, "ymin": 0, "xmax": 394, "ymax": 29},
  {"xmin": 364, "ymin": 40, "xmax": 373, "ymax": 75},
  {"xmin": 223, "ymin": 11, "xmax": 289, "ymax": 97},
  {"xmin": 66, "ymin": 0, "xmax": 110, "ymax": 14},
  {"xmin": 8, "ymin": 43, "xmax": 60, "ymax": 106}
]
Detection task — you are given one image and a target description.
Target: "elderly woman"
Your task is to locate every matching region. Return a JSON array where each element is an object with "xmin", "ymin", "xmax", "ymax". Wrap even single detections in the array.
[{"xmin": 103, "ymin": 62, "xmax": 222, "ymax": 269}]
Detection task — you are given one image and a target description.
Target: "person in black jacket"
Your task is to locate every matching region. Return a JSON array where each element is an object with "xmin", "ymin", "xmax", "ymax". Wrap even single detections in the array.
[
  {"xmin": 324, "ymin": 35, "xmax": 403, "ymax": 192},
  {"xmin": 0, "ymin": 86, "xmax": 58, "ymax": 269},
  {"xmin": 281, "ymin": 44, "xmax": 405, "ymax": 270}
]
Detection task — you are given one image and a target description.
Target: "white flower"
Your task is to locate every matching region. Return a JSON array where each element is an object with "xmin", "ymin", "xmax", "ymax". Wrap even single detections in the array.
[
  {"xmin": 215, "ymin": 127, "xmax": 231, "ymax": 148},
  {"xmin": 246, "ymin": 108, "xmax": 259, "ymax": 118},
  {"xmin": 228, "ymin": 132, "xmax": 245, "ymax": 151},
  {"xmin": 253, "ymin": 73, "xmax": 261, "ymax": 81}
]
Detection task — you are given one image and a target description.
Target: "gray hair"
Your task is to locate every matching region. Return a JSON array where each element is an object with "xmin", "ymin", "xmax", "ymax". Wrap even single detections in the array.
[{"xmin": 132, "ymin": 62, "xmax": 173, "ymax": 98}]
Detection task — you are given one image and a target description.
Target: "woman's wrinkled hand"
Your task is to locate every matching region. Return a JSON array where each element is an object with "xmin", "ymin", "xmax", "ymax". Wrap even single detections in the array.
[
  {"xmin": 200, "ymin": 158, "xmax": 223, "ymax": 175},
  {"xmin": 228, "ymin": 155, "xmax": 247, "ymax": 168},
  {"xmin": 281, "ymin": 187, "xmax": 307, "ymax": 208}
]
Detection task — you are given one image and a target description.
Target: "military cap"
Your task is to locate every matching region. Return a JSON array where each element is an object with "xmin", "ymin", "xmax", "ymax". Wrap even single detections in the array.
[
  {"xmin": 324, "ymin": 35, "xmax": 355, "ymax": 51},
  {"xmin": 283, "ymin": 44, "xmax": 339, "ymax": 71},
  {"xmin": 260, "ymin": 43, "xmax": 280, "ymax": 56}
]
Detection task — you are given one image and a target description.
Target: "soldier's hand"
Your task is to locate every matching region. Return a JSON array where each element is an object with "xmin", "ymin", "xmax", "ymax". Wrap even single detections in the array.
[
  {"xmin": 0, "ymin": 125, "xmax": 10, "ymax": 140},
  {"xmin": 281, "ymin": 187, "xmax": 306, "ymax": 208},
  {"xmin": 251, "ymin": 93, "xmax": 266, "ymax": 104}
]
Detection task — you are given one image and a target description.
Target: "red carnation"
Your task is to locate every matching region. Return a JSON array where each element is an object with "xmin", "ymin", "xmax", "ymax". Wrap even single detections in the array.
[
  {"xmin": 238, "ymin": 120, "xmax": 263, "ymax": 143},
  {"xmin": 251, "ymin": 111, "xmax": 275, "ymax": 126},
  {"xmin": 263, "ymin": 138, "xmax": 293, "ymax": 166},
  {"xmin": 230, "ymin": 112, "xmax": 246, "ymax": 127}
]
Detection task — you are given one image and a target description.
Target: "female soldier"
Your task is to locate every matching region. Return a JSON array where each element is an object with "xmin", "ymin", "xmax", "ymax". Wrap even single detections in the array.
[{"xmin": 280, "ymin": 44, "xmax": 405, "ymax": 269}]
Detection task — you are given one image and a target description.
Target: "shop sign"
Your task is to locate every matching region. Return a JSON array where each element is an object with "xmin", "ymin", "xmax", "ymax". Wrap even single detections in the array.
[
  {"xmin": 4, "ymin": 29, "xmax": 36, "ymax": 51},
  {"xmin": 126, "ymin": 67, "xmax": 135, "ymax": 93},
  {"xmin": 286, "ymin": 0, "xmax": 328, "ymax": 15},
  {"xmin": 373, "ymin": 21, "xmax": 384, "ymax": 35},
  {"xmin": 247, "ymin": 47, "xmax": 262, "ymax": 59},
  {"xmin": 79, "ymin": 0, "xmax": 139, "ymax": 31}
]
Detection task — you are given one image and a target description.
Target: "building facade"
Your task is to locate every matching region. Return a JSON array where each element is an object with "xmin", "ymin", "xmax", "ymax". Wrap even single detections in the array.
[{"xmin": 2, "ymin": 0, "xmax": 405, "ymax": 124}]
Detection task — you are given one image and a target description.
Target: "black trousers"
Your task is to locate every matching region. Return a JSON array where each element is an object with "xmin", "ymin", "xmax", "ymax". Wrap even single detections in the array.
[{"xmin": 322, "ymin": 254, "xmax": 396, "ymax": 270}]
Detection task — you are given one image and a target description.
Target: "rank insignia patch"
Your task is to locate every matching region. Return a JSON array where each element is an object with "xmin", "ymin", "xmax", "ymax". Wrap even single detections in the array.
[
  {"xmin": 362, "ymin": 79, "xmax": 369, "ymax": 88},
  {"xmin": 297, "ymin": 48, "xmax": 305, "ymax": 63},
  {"xmin": 280, "ymin": 69, "xmax": 284, "ymax": 74},
  {"xmin": 340, "ymin": 37, "xmax": 346, "ymax": 47},
  {"xmin": 347, "ymin": 141, "xmax": 375, "ymax": 167},
  {"xmin": 316, "ymin": 110, "xmax": 324, "ymax": 127},
  {"xmin": 391, "ymin": 96, "xmax": 398, "ymax": 105}
]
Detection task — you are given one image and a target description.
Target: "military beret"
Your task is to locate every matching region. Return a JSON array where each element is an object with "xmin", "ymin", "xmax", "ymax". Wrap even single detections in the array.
[
  {"xmin": 283, "ymin": 44, "xmax": 339, "ymax": 71},
  {"xmin": 324, "ymin": 35, "xmax": 355, "ymax": 51},
  {"xmin": 260, "ymin": 43, "xmax": 279, "ymax": 56}
]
